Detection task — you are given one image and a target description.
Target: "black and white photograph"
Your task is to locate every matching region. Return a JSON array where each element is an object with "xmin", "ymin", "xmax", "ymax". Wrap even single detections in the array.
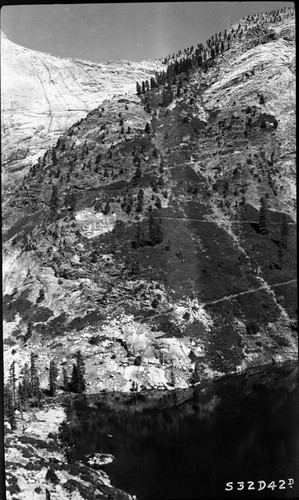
[{"xmin": 1, "ymin": 2, "xmax": 297, "ymax": 499}]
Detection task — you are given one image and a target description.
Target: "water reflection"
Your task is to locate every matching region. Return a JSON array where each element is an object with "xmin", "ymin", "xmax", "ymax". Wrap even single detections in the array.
[{"xmin": 67, "ymin": 363, "xmax": 299, "ymax": 499}]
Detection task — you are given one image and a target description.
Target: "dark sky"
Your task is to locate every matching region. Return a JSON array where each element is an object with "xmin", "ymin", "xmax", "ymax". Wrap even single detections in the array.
[{"xmin": 0, "ymin": 2, "xmax": 294, "ymax": 62}]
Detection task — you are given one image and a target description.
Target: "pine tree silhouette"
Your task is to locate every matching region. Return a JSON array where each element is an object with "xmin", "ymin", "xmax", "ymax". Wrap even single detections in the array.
[
  {"xmin": 30, "ymin": 352, "xmax": 41, "ymax": 400},
  {"xmin": 4, "ymin": 384, "xmax": 16, "ymax": 430},
  {"xmin": 50, "ymin": 185, "xmax": 59, "ymax": 214},
  {"xmin": 49, "ymin": 360, "xmax": 58, "ymax": 397},
  {"xmin": 70, "ymin": 351, "xmax": 86, "ymax": 393},
  {"xmin": 58, "ymin": 419, "xmax": 75, "ymax": 463},
  {"xmin": 136, "ymin": 189, "xmax": 144, "ymax": 212},
  {"xmin": 63, "ymin": 367, "xmax": 69, "ymax": 391},
  {"xmin": 9, "ymin": 361, "xmax": 17, "ymax": 410},
  {"xmin": 191, "ymin": 361, "xmax": 200, "ymax": 385},
  {"xmin": 18, "ymin": 363, "xmax": 31, "ymax": 409},
  {"xmin": 103, "ymin": 201, "xmax": 110, "ymax": 215}
]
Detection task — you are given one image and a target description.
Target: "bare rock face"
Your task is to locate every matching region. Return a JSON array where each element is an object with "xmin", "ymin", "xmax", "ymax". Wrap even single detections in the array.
[{"xmin": 1, "ymin": 31, "xmax": 164, "ymax": 191}]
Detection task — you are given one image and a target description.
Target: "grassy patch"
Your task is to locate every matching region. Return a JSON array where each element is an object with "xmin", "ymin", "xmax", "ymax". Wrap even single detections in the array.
[
  {"xmin": 23, "ymin": 305, "xmax": 54, "ymax": 323},
  {"xmin": 35, "ymin": 312, "xmax": 68, "ymax": 336},
  {"xmin": 68, "ymin": 311, "xmax": 105, "ymax": 331},
  {"xmin": 235, "ymin": 289, "xmax": 281, "ymax": 325},
  {"xmin": 205, "ymin": 323, "xmax": 244, "ymax": 372},
  {"xmin": 239, "ymin": 216, "xmax": 296, "ymax": 284},
  {"xmin": 272, "ymin": 281, "xmax": 297, "ymax": 319}
]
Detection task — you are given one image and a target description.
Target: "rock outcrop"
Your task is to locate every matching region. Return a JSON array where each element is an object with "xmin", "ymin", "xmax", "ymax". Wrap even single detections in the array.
[{"xmin": 1, "ymin": 31, "xmax": 164, "ymax": 192}]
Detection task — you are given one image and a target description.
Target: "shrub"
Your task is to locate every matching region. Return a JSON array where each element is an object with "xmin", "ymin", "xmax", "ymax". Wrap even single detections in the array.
[
  {"xmin": 259, "ymin": 95, "xmax": 265, "ymax": 105},
  {"xmin": 45, "ymin": 466, "xmax": 60, "ymax": 484},
  {"xmin": 58, "ymin": 420, "xmax": 75, "ymax": 463},
  {"xmin": 88, "ymin": 335, "xmax": 101, "ymax": 345},
  {"xmin": 134, "ymin": 356, "xmax": 142, "ymax": 366},
  {"xmin": 102, "ymin": 201, "xmax": 110, "ymax": 215},
  {"xmin": 151, "ymin": 298, "xmax": 159, "ymax": 309},
  {"xmin": 246, "ymin": 321, "xmax": 259, "ymax": 335},
  {"xmin": 273, "ymin": 335, "xmax": 290, "ymax": 347},
  {"xmin": 70, "ymin": 351, "xmax": 86, "ymax": 394}
]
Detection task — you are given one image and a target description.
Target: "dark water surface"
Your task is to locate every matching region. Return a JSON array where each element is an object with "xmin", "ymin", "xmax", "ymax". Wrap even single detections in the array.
[{"xmin": 69, "ymin": 363, "xmax": 299, "ymax": 499}]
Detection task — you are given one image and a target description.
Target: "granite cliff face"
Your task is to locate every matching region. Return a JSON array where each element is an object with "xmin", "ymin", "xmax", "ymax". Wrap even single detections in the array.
[
  {"xmin": 1, "ymin": 31, "xmax": 164, "ymax": 192},
  {"xmin": 3, "ymin": 8, "xmax": 296, "ymax": 392}
]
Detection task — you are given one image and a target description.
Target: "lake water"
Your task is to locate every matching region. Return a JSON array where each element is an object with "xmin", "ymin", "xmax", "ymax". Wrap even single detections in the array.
[{"xmin": 68, "ymin": 363, "xmax": 299, "ymax": 499}]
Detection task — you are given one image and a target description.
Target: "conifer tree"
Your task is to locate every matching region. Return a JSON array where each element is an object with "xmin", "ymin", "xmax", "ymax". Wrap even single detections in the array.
[
  {"xmin": 49, "ymin": 360, "xmax": 58, "ymax": 397},
  {"xmin": 170, "ymin": 365, "xmax": 176, "ymax": 387},
  {"xmin": 162, "ymin": 88, "xmax": 168, "ymax": 106},
  {"xmin": 50, "ymin": 185, "xmax": 59, "ymax": 214},
  {"xmin": 70, "ymin": 351, "xmax": 86, "ymax": 394},
  {"xmin": 145, "ymin": 122, "xmax": 151, "ymax": 134},
  {"xmin": 155, "ymin": 196, "xmax": 162, "ymax": 209},
  {"xmin": 136, "ymin": 189, "xmax": 144, "ymax": 212},
  {"xmin": 30, "ymin": 352, "xmax": 41, "ymax": 400},
  {"xmin": 191, "ymin": 361, "xmax": 200, "ymax": 385},
  {"xmin": 9, "ymin": 361, "xmax": 17, "ymax": 410},
  {"xmin": 52, "ymin": 149, "xmax": 57, "ymax": 166},
  {"xmin": 168, "ymin": 87, "xmax": 174, "ymax": 102},
  {"xmin": 4, "ymin": 384, "xmax": 16, "ymax": 430},
  {"xmin": 150, "ymin": 76, "xmax": 157, "ymax": 89},
  {"xmin": 75, "ymin": 351, "xmax": 86, "ymax": 393},
  {"xmin": 103, "ymin": 201, "xmax": 110, "ymax": 215},
  {"xmin": 58, "ymin": 419, "xmax": 75, "ymax": 463},
  {"xmin": 63, "ymin": 367, "xmax": 69, "ymax": 391},
  {"xmin": 71, "ymin": 363, "xmax": 79, "ymax": 392},
  {"xmin": 19, "ymin": 363, "xmax": 31, "ymax": 409}
]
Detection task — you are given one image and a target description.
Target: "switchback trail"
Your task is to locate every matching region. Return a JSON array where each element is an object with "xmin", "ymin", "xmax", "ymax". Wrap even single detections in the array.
[
  {"xmin": 156, "ymin": 215, "xmax": 296, "ymax": 225},
  {"xmin": 201, "ymin": 278, "xmax": 297, "ymax": 308}
]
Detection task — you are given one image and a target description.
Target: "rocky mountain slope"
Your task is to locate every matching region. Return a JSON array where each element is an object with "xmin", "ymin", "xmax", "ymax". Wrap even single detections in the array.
[
  {"xmin": 3, "ymin": 6, "xmax": 297, "ymax": 500},
  {"xmin": 1, "ymin": 30, "xmax": 164, "ymax": 193},
  {"xmin": 3, "ymin": 6, "xmax": 296, "ymax": 393}
]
